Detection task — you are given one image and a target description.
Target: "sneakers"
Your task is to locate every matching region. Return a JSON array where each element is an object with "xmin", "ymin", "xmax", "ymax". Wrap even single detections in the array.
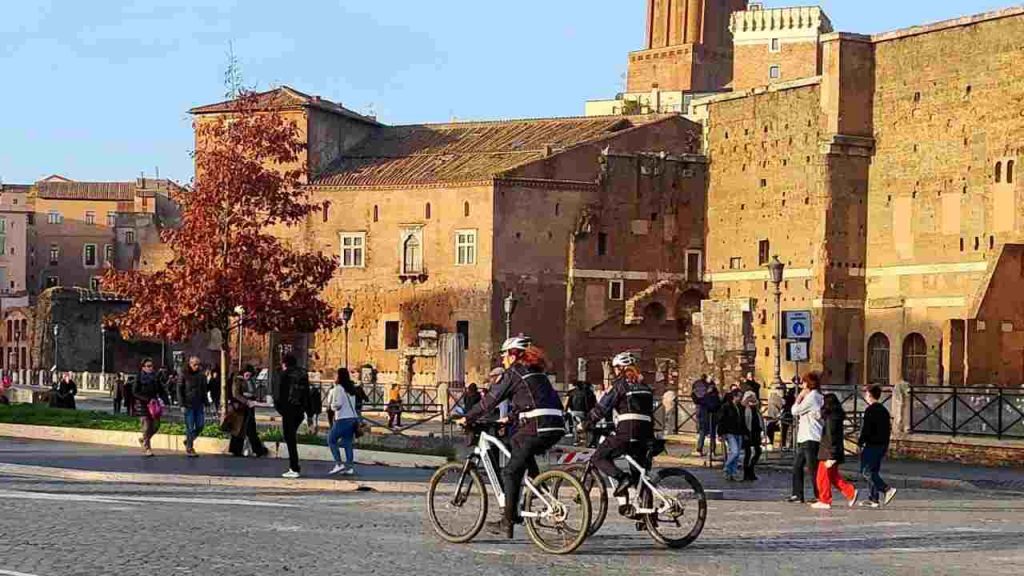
[
  {"xmin": 143, "ymin": 449, "xmax": 154, "ymax": 458},
  {"xmin": 328, "ymin": 464, "xmax": 347, "ymax": 476},
  {"xmin": 810, "ymin": 502, "xmax": 832, "ymax": 510},
  {"xmin": 848, "ymin": 489, "xmax": 859, "ymax": 508},
  {"xmin": 186, "ymin": 448, "xmax": 199, "ymax": 458},
  {"xmin": 883, "ymin": 487, "xmax": 897, "ymax": 506},
  {"xmin": 785, "ymin": 495, "xmax": 803, "ymax": 503},
  {"xmin": 859, "ymin": 500, "xmax": 881, "ymax": 508},
  {"xmin": 282, "ymin": 469, "xmax": 301, "ymax": 479},
  {"xmin": 339, "ymin": 467, "xmax": 355, "ymax": 476}
]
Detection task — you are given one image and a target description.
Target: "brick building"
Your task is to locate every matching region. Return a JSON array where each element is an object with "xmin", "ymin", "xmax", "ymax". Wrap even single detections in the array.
[
  {"xmin": 191, "ymin": 88, "xmax": 705, "ymax": 386},
  {"xmin": 588, "ymin": 1, "xmax": 1024, "ymax": 387}
]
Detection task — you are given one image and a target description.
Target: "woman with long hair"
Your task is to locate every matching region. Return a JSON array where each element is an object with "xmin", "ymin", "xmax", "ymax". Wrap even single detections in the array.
[
  {"xmin": 327, "ymin": 368, "xmax": 360, "ymax": 476},
  {"xmin": 812, "ymin": 393, "xmax": 859, "ymax": 509}
]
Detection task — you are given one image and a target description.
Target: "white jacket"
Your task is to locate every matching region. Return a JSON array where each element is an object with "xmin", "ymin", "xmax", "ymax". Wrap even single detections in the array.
[
  {"xmin": 791, "ymin": 389, "xmax": 823, "ymax": 443},
  {"xmin": 326, "ymin": 385, "xmax": 359, "ymax": 421}
]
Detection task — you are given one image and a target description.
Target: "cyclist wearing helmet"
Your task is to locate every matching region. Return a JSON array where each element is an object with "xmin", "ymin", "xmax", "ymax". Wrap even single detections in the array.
[
  {"xmin": 462, "ymin": 335, "xmax": 565, "ymax": 539},
  {"xmin": 582, "ymin": 351, "xmax": 655, "ymax": 498}
]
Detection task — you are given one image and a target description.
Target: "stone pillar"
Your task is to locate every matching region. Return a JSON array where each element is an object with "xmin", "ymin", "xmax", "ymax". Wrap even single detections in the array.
[
  {"xmin": 684, "ymin": 0, "xmax": 702, "ymax": 44},
  {"xmin": 891, "ymin": 379, "xmax": 910, "ymax": 437},
  {"xmin": 662, "ymin": 390, "xmax": 678, "ymax": 434}
]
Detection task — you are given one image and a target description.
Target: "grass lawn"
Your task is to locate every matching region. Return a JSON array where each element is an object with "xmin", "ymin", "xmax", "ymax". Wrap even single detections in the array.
[{"xmin": 0, "ymin": 403, "xmax": 454, "ymax": 459}]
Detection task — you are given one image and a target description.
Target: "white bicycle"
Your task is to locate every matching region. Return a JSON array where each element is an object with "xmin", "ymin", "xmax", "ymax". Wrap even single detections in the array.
[{"xmin": 426, "ymin": 421, "xmax": 592, "ymax": 554}]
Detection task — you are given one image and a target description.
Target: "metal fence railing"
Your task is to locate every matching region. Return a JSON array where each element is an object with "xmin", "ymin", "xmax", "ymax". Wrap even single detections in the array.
[{"xmin": 910, "ymin": 386, "xmax": 1024, "ymax": 439}]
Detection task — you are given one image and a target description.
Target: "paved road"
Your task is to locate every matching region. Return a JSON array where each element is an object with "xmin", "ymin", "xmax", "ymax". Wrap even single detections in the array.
[{"xmin": 1, "ymin": 472, "xmax": 1022, "ymax": 576}]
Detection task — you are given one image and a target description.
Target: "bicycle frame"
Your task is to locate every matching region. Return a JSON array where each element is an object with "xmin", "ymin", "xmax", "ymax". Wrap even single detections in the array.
[
  {"xmin": 469, "ymin": 430, "xmax": 560, "ymax": 519},
  {"xmin": 574, "ymin": 429, "xmax": 675, "ymax": 516}
]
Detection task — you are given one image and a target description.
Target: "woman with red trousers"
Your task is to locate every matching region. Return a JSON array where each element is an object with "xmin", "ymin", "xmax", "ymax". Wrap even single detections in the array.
[{"xmin": 812, "ymin": 393, "xmax": 859, "ymax": 509}]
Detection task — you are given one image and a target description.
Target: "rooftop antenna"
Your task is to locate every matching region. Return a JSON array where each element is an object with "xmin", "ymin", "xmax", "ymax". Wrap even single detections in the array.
[{"xmin": 155, "ymin": 166, "xmax": 160, "ymax": 179}]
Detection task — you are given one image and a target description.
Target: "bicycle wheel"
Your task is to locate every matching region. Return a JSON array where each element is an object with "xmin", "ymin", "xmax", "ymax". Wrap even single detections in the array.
[
  {"xmin": 560, "ymin": 463, "xmax": 608, "ymax": 537},
  {"xmin": 523, "ymin": 469, "xmax": 592, "ymax": 555},
  {"xmin": 426, "ymin": 462, "xmax": 488, "ymax": 543},
  {"xmin": 640, "ymin": 468, "xmax": 707, "ymax": 549}
]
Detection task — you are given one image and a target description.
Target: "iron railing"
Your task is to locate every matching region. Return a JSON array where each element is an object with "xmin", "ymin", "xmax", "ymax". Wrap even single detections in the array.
[{"xmin": 910, "ymin": 386, "xmax": 1024, "ymax": 439}]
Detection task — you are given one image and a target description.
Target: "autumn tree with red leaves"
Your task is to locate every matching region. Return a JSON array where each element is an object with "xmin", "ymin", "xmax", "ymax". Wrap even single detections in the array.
[{"xmin": 103, "ymin": 90, "xmax": 339, "ymax": 407}]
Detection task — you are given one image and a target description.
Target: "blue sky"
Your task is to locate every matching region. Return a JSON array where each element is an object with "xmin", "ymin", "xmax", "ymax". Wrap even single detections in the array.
[{"xmin": 0, "ymin": 0, "xmax": 1012, "ymax": 184}]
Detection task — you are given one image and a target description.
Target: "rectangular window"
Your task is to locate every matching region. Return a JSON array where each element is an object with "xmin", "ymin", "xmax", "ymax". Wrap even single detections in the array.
[
  {"xmin": 686, "ymin": 250, "xmax": 703, "ymax": 282},
  {"xmin": 106, "ymin": 212, "xmax": 117, "ymax": 227},
  {"xmin": 85, "ymin": 211, "xmax": 96, "ymax": 225},
  {"xmin": 769, "ymin": 65, "xmax": 781, "ymax": 79},
  {"xmin": 0, "ymin": 237, "xmax": 6, "ymax": 255},
  {"xmin": 0, "ymin": 218, "xmax": 6, "ymax": 234},
  {"xmin": 340, "ymin": 232, "xmax": 366, "ymax": 268},
  {"xmin": 47, "ymin": 211, "xmax": 62, "ymax": 225},
  {"xmin": 456, "ymin": 320, "xmax": 470, "ymax": 350},
  {"xmin": 49, "ymin": 244, "xmax": 60, "ymax": 265},
  {"xmin": 608, "ymin": 279, "xmax": 624, "ymax": 301},
  {"xmin": 770, "ymin": 38, "xmax": 780, "ymax": 52},
  {"xmin": 124, "ymin": 230, "xmax": 136, "ymax": 244},
  {"xmin": 104, "ymin": 244, "xmax": 114, "ymax": 262},
  {"xmin": 729, "ymin": 257, "xmax": 742, "ymax": 270},
  {"xmin": 455, "ymin": 230, "xmax": 477, "ymax": 266},
  {"xmin": 45, "ymin": 276, "xmax": 59, "ymax": 289},
  {"xmin": 83, "ymin": 243, "xmax": 98, "ymax": 267},
  {"xmin": 758, "ymin": 239, "xmax": 770, "ymax": 266},
  {"xmin": 597, "ymin": 232, "xmax": 608, "ymax": 256},
  {"xmin": 89, "ymin": 277, "xmax": 101, "ymax": 291},
  {"xmin": 27, "ymin": 213, "xmax": 34, "ymax": 226},
  {"xmin": 384, "ymin": 321, "xmax": 400, "ymax": 350}
]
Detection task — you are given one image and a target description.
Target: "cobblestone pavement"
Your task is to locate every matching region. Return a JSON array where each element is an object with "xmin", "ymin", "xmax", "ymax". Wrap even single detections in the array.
[{"xmin": 1, "ymin": 475, "xmax": 1022, "ymax": 576}]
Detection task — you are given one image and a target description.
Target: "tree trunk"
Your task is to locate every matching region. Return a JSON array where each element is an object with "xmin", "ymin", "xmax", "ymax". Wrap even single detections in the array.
[{"xmin": 220, "ymin": 321, "xmax": 230, "ymax": 420}]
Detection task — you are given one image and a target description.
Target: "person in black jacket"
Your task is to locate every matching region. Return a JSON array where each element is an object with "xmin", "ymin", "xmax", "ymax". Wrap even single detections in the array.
[
  {"xmin": 134, "ymin": 358, "xmax": 169, "ymax": 457},
  {"xmin": 179, "ymin": 356, "xmax": 208, "ymax": 458},
  {"xmin": 565, "ymin": 380, "xmax": 597, "ymax": 446},
  {"xmin": 741, "ymin": 391, "xmax": 764, "ymax": 481},
  {"xmin": 717, "ymin": 390, "xmax": 747, "ymax": 481},
  {"xmin": 274, "ymin": 353, "xmax": 310, "ymax": 479},
  {"xmin": 812, "ymin": 393, "xmax": 858, "ymax": 509},
  {"xmin": 461, "ymin": 336, "xmax": 564, "ymax": 539},
  {"xmin": 51, "ymin": 372, "xmax": 78, "ymax": 410},
  {"xmin": 858, "ymin": 385, "xmax": 896, "ymax": 507},
  {"xmin": 582, "ymin": 352, "xmax": 654, "ymax": 499}
]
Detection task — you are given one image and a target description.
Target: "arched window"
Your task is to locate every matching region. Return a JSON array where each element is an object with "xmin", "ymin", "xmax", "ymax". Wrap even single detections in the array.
[
  {"xmin": 402, "ymin": 234, "xmax": 422, "ymax": 274},
  {"xmin": 642, "ymin": 302, "xmax": 667, "ymax": 325},
  {"xmin": 867, "ymin": 332, "xmax": 890, "ymax": 386},
  {"xmin": 1008, "ymin": 160, "xmax": 1015, "ymax": 184},
  {"xmin": 425, "ymin": 203, "xmax": 431, "ymax": 219},
  {"xmin": 373, "ymin": 205, "xmax": 379, "ymax": 223},
  {"xmin": 901, "ymin": 333, "xmax": 927, "ymax": 385},
  {"xmin": 463, "ymin": 201, "xmax": 469, "ymax": 217},
  {"xmin": 995, "ymin": 161, "xmax": 1002, "ymax": 183}
]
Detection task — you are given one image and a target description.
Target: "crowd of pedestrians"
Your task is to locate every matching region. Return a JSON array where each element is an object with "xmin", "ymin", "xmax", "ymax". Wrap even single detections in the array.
[{"xmin": 691, "ymin": 370, "xmax": 897, "ymax": 510}]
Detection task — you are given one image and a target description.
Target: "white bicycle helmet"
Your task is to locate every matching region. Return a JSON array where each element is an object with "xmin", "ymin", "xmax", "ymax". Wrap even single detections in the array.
[
  {"xmin": 500, "ymin": 336, "xmax": 532, "ymax": 353},
  {"xmin": 611, "ymin": 351, "xmax": 639, "ymax": 368}
]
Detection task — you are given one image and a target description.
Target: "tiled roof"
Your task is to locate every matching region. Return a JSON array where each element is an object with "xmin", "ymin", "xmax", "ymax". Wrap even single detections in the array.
[
  {"xmin": 37, "ymin": 181, "xmax": 136, "ymax": 201},
  {"xmin": 190, "ymin": 86, "xmax": 380, "ymax": 126},
  {"xmin": 313, "ymin": 115, "xmax": 663, "ymax": 187}
]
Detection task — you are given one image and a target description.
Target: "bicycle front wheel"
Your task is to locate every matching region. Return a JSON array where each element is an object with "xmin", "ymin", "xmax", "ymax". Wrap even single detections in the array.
[
  {"xmin": 523, "ymin": 469, "xmax": 592, "ymax": 555},
  {"xmin": 640, "ymin": 468, "xmax": 707, "ymax": 549},
  {"xmin": 426, "ymin": 462, "xmax": 488, "ymax": 543}
]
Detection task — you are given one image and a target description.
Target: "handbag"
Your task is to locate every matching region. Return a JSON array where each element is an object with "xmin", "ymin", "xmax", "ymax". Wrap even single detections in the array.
[
  {"xmin": 343, "ymin": 392, "xmax": 370, "ymax": 438},
  {"xmin": 147, "ymin": 398, "xmax": 164, "ymax": 420},
  {"xmin": 220, "ymin": 402, "xmax": 245, "ymax": 436}
]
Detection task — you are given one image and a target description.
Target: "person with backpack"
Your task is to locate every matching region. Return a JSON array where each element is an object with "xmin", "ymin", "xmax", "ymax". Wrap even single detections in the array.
[
  {"xmin": 274, "ymin": 353, "xmax": 310, "ymax": 479},
  {"xmin": 327, "ymin": 368, "xmax": 360, "ymax": 476}
]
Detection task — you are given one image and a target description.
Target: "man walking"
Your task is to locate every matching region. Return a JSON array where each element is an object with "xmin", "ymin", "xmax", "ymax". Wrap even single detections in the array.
[
  {"xmin": 787, "ymin": 372, "xmax": 824, "ymax": 503},
  {"xmin": 274, "ymin": 353, "xmax": 310, "ymax": 479},
  {"xmin": 179, "ymin": 356, "xmax": 208, "ymax": 458},
  {"xmin": 858, "ymin": 385, "xmax": 897, "ymax": 507}
]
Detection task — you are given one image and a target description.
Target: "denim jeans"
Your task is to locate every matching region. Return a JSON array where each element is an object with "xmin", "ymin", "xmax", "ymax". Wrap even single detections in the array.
[
  {"xmin": 723, "ymin": 434, "xmax": 743, "ymax": 475},
  {"xmin": 328, "ymin": 418, "xmax": 358, "ymax": 465},
  {"xmin": 859, "ymin": 445, "xmax": 890, "ymax": 502},
  {"xmin": 184, "ymin": 406, "xmax": 205, "ymax": 449}
]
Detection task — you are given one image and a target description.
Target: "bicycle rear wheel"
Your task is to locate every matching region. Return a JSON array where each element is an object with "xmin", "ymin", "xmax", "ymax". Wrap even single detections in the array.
[
  {"xmin": 561, "ymin": 463, "xmax": 608, "ymax": 537},
  {"xmin": 426, "ymin": 462, "xmax": 488, "ymax": 543},
  {"xmin": 640, "ymin": 468, "xmax": 707, "ymax": 549},
  {"xmin": 522, "ymin": 469, "xmax": 591, "ymax": 555}
]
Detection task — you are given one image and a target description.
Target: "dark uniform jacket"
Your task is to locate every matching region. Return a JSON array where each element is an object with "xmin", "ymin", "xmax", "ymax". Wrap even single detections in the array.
[
  {"xmin": 464, "ymin": 363, "xmax": 564, "ymax": 436},
  {"xmin": 586, "ymin": 376, "xmax": 655, "ymax": 441}
]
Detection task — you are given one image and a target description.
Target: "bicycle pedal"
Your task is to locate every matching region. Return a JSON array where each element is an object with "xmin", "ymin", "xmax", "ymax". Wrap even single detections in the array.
[{"xmin": 635, "ymin": 521, "xmax": 646, "ymax": 532}]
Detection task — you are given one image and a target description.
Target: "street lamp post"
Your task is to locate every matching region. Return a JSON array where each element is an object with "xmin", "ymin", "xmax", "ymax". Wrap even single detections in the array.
[
  {"xmin": 233, "ymin": 305, "xmax": 245, "ymax": 373},
  {"xmin": 767, "ymin": 256, "xmax": 786, "ymax": 388},
  {"xmin": 52, "ymin": 324, "xmax": 60, "ymax": 372},
  {"xmin": 503, "ymin": 292, "xmax": 518, "ymax": 340},
  {"xmin": 100, "ymin": 325, "xmax": 107, "ymax": 375},
  {"xmin": 342, "ymin": 303, "xmax": 354, "ymax": 368}
]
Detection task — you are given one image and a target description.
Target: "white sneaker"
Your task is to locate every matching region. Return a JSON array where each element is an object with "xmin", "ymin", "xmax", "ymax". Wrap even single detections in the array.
[
  {"xmin": 328, "ymin": 464, "xmax": 346, "ymax": 476},
  {"xmin": 849, "ymin": 489, "xmax": 859, "ymax": 508},
  {"xmin": 282, "ymin": 469, "xmax": 301, "ymax": 479},
  {"xmin": 883, "ymin": 487, "xmax": 897, "ymax": 506},
  {"xmin": 810, "ymin": 502, "xmax": 832, "ymax": 510},
  {"xmin": 339, "ymin": 467, "xmax": 355, "ymax": 476}
]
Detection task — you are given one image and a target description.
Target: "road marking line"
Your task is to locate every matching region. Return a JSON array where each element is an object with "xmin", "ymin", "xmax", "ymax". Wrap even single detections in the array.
[
  {"xmin": 0, "ymin": 490, "xmax": 295, "ymax": 508},
  {"xmin": 0, "ymin": 569, "xmax": 43, "ymax": 576}
]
